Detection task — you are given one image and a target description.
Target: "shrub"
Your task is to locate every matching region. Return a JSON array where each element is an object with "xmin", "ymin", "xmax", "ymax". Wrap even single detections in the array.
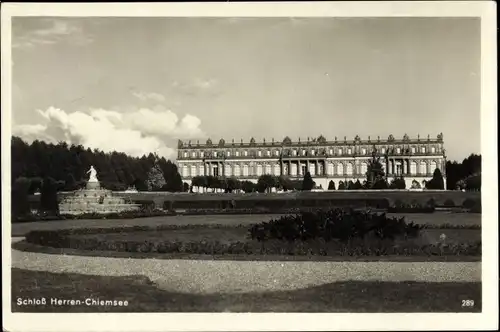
[
  {"xmin": 462, "ymin": 198, "xmax": 479, "ymax": 209},
  {"xmin": 248, "ymin": 208, "xmax": 422, "ymax": 242}
]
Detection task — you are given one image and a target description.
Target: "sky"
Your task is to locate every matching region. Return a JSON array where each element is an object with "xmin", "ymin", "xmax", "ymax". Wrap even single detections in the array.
[{"xmin": 11, "ymin": 17, "xmax": 480, "ymax": 161}]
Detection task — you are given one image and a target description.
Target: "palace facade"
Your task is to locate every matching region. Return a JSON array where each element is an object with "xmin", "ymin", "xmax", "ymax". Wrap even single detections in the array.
[{"xmin": 177, "ymin": 134, "xmax": 447, "ymax": 190}]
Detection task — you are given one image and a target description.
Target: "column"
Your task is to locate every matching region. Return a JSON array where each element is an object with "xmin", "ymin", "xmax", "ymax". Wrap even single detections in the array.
[
  {"xmin": 407, "ymin": 159, "xmax": 411, "ymax": 175},
  {"xmin": 280, "ymin": 160, "xmax": 284, "ymax": 176},
  {"xmin": 204, "ymin": 163, "xmax": 207, "ymax": 176},
  {"xmin": 402, "ymin": 159, "xmax": 406, "ymax": 175},
  {"xmin": 306, "ymin": 160, "xmax": 310, "ymax": 175}
]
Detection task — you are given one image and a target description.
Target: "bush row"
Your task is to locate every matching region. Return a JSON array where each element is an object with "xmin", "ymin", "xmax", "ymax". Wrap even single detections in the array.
[
  {"xmin": 13, "ymin": 209, "xmax": 176, "ymax": 223},
  {"xmin": 24, "ymin": 235, "xmax": 482, "ymax": 257}
]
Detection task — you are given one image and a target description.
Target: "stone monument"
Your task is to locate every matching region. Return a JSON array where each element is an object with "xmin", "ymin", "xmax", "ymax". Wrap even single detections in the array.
[{"xmin": 58, "ymin": 166, "xmax": 141, "ymax": 215}]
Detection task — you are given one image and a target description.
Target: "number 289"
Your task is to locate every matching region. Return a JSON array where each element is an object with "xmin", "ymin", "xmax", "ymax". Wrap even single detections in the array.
[{"xmin": 462, "ymin": 300, "xmax": 475, "ymax": 307}]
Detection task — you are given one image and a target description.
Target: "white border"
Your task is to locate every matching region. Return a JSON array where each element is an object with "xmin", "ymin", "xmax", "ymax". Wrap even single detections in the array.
[{"xmin": 2, "ymin": 2, "xmax": 497, "ymax": 331}]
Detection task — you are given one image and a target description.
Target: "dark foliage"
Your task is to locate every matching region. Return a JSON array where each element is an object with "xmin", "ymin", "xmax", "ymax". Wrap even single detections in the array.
[
  {"xmin": 249, "ymin": 209, "xmax": 423, "ymax": 242},
  {"xmin": 426, "ymin": 169, "xmax": 445, "ymax": 190},
  {"xmin": 446, "ymin": 154, "xmax": 481, "ymax": 191},
  {"xmin": 328, "ymin": 180, "xmax": 336, "ymax": 190},
  {"xmin": 302, "ymin": 172, "xmax": 315, "ymax": 191}
]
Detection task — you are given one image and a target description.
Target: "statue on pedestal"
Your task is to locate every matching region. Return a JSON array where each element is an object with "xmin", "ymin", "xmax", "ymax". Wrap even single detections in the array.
[{"xmin": 87, "ymin": 165, "xmax": 98, "ymax": 183}]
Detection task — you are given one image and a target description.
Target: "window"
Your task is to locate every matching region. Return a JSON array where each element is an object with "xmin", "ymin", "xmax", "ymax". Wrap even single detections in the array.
[
  {"xmin": 275, "ymin": 150, "xmax": 280, "ymax": 156},
  {"xmin": 381, "ymin": 148, "xmax": 386, "ymax": 154},
  {"xmin": 266, "ymin": 150, "xmax": 271, "ymax": 156},
  {"xmin": 273, "ymin": 164, "xmax": 280, "ymax": 175},
  {"xmin": 213, "ymin": 151, "xmax": 218, "ymax": 157},
  {"xmin": 302, "ymin": 149, "xmax": 306, "ymax": 156},
  {"xmin": 234, "ymin": 164, "xmax": 241, "ymax": 177},
  {"xmin": 337, "ymin": 163, "xmax": 344, "ymax": 176},
  {"xmin": 411, "ymin": 147, "xmax": 416, "ymax": 153},
  {"xmin": 265, "ymin": 164, "xmax": 272, "ymax": 174},
  {"xmin": 361, "ymin": 148, "xmax": 366, "ymax": 155},
  {"xmin": 292, "ymin": 150, "xmax": 297, "ymax": 156},
  {"xmin": 346, "ymin": 163, "xmax": 353, "ymax": 175},
  {"xmin": 360, "ymin": 162, "xmax": 367, "ymax": 174},
  {"xmin": 410, "ymin": 161, "xmax": 417, "ymax": 175},
  {"xmin": 244, "ymin": 150, "xmax": 248, "ymax": 157},
  {"xmin": 338, "ymin": 148, "xmax": 343, "ymax": 155},
  {"xmin": 224, "ymin": 164, "xmax": 232, "ymax": 176},
  {"xmin": 182, "ymin": 165, "xmax": 188, "ymax": 177},
  {"xmin": 311, "ymin": 149, "xmax": 315, "ymax": 155},
  {"xmin": 327, "ymin": 162, "xmax": 334, "ymax": 175},
  {"xmin": 242, "ymin": 164, "xmax": 249, "ymax": 176},
  {"xmin": 396, "ymin": 147, "xmax": 401, "ymax": 154},
  {"xmin": 200, "ymin": 151, "xmax": 204, "ymax": 157},
  {"xmin": 191, "ymin": 151, "xmax": 196, "ymax": 158},
  {"xmin": 190, "ymin": 165, "xmax": 196, "ymax": 176},
  {"xmin": 235, "ymin": 151, "xmax": 240, "ymax": 157},
  {"xmin": 347, "ymin": 148, "xmax": 352, "ymax": 155},
  {"xmin": 226, "ymin": 151, "xmax": 231, "ymax": 157},
  {"xmin": 183, "ymin": 152, "xmax": 188, "ymax": 158},
  {"xmin": 431, "ymin": 147, "xmax": 436, "ymax": 153},
  {"xmin": 329, "ymin": 149, "xmax": 333, "ymax": 155},
  {"xmin": 421, "ymin": 147, "xmax": 426, "ymax": 153},
  {"xmin": 256, "ymin": 164, "xmax": 263, "ymax": 176},
  {"xmin": 198, "ymin": 165, "xmax": 205, "ymax": 176}
]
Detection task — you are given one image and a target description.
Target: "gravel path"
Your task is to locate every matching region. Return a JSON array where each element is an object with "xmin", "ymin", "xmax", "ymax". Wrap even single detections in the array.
[{"xmin": 11, "ymin": 238, "xmax": 481, "ymax": 294}]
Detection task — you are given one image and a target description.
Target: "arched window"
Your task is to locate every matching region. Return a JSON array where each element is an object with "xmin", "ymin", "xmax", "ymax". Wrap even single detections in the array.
[
  {"xmin": 292, "ymin": 150, "xmax": 297, "ymax": 156},
  {"xmin": 256, "ymin": 164, "xmax": 263, "ymax": 176},
  {"xmin": 275, "ymin": 150, "xmax": 280, "ymax": 156},
  {"xmin": 234, "ymin": 164, "xmax": 241, "ymax": 177},
  {"xmin": 338, "ymin": 148, "xmax": 343, "ymax": 155},
  {"xmin": 183, "ymin": 152, "xmax": 188, "ymax": 158},
  {"xmin": 190, "ymin": 165, "xmax": 196, "ymax": 176},
  {"xmin": 182, "ymin": 165, "xmax": 188, "ymax": 177},
  {"xmin": 410, "ymin": 161, "xmax": 417, "ymax": 175},
  {"xmin": 266, "ymin": 150, "xmax": 271, "ymax": 157},
  {"xmin": 430, "ymin": 160, "xmax": 437, "ymax": 174},
  {"xmin": 346, "ymin": 162, "xmax": 353, "ymax": 175},
  {"xmin": 360, "ymin": 162, "xmax": 367, "ymax": 175},
  {"xmin": 419, "ymin": 161, "xmax": 427, "ymax": 174},
  {"xmin": 421, "ymin": 146, "xmax": 426, "ymax": 153},
  {"xmin": 273, "ymin": 163, "xmax": 280, "ymax": 175},
  {"xmin": 242, "ymin": 164, "xmax": 249, "ymax": 176},
  {"xmin": 337, "ymin": 163, "xmax": 344, "ymax": 176},
  {"xmin": 226, "ymin": 151, "xmax": 231, "ymax": 157},
  {"xmin": 243, "ymin": 150, "xmax": 248, "ymax": 156},
  {"xmin": 235, "ymin": 150, "xmax": 240, "ymax": 157},
  {"xmin": 191, "ymin": 151, "xmax": 197, "ymax": 158},
  {"xmin": 327, "ymin": 162, "xmax": 334, "ymax": 175},
  {"xmin": 224, "ymin": 164, "xmax": 232, "ymax": 176},
  {"xmin": 198, "ymin": 165, "xmax": 205, "ymax": 176},
  {"xmin": 265, "ymin": 164, "xmax": 272, "ymax": 174}
]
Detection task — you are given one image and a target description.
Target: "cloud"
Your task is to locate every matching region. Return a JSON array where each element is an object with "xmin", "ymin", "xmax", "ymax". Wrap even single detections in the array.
[
  {"xmin": 13, "ymin": 106, "xmax": 205, "ymax": 158},
  {"xmin": 132, "ymin": 91, "xmax": 166, "ymax": 102},
  {"xmin": 13, "ymin": 19, "xmax": 93, "ymax": 49}
]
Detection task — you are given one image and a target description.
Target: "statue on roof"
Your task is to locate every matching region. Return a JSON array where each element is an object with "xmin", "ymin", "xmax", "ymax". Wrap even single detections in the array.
[
  {"xmin": 437, "ymin": 132, "xmax": 443, "ymax": 141},
  {"xmin": 282, "ymin": 136, "xmax": 292, "ymax": 145},
  {"xmin": 317, "ymin": 135, "xmax": 327, "ymax": 143},
  {"xmin": 250, "ymin": 137, "xmax": 256, "ymax": 145},
  {"xmin": 206, "ymin": 138, "xmax": 212, "ymax": 146},
  {"xmin": 218, "ymin": 138, "xmax": 225, "ymax": 147},
  {"xmin": 388, "ymin": 134, "xmax": 394, "ymax": 142},
  {"xmin": 403, "ymin": 133, "xmax": 409, "ymax": 141},
  {"xmin": 177, "ymin": 139, "xmax": 183, "ymax": 148}
]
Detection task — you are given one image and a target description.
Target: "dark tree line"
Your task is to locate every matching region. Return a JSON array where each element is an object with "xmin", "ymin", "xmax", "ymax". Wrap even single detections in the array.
[
  {"xmin": 11, "ymin": 136, "xmax": 186, "ymax": 217},
  {"xmin": 445, "ymin": 154, "xmax": 481, "ymax": 191},
  {"xmin": 12, "ymin": 136, "xmax": 184, "ymax": 192}
]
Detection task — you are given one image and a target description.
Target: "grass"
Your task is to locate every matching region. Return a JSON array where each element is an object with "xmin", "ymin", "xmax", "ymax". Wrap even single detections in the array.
[{"xmin": 11, "ymin": 268, "xmax": 481, "ymax": 312}]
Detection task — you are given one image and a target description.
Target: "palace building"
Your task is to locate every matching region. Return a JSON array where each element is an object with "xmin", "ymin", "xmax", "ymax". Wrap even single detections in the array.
[{"xmin": 177, "ymin": 134, "xmax": 447, "ymax": 190}]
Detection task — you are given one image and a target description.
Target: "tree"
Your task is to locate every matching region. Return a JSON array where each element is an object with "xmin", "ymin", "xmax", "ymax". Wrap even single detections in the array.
[
  {"xmin": 302, "ymin": 172, "xmax": 314, "ymax": 191},
  {"xmin": 40, "ymin": 177, "xmax": 59, "ymax": 214},
  {"xmin": 346, "ymin": 180, "xmax": 355, "ymax": 190},
  {"xmin": 338, "ymin": 181, "xmax": 346, "ymax": 190},
  {"xmin": 241, "ymin": 180, "xmax": 256, "ymax": 193},
  {"xmin": 389, "ymin": 177, "xmax": 406, "ymax": 189},
  {"xmin": 352, "ymin": 179, "xmax": 363, "ymax": 190},
  {"xmin": 365, "ymin": 145, "xmax": 387, "ymax": 189},
  {"xmin": 327, "ymin": 180, "xmax": 336, "ymax": 190},
  {"xmin": 183, "ymin": 182, "xmax": 190, "ymax": 192},
  {"xmin": 12, "ymin": 177, "xmax": 31, "ymax": 217},
  {"xmin": 465, "ymin": 174, "xmax": 481, "ymax": 191},
  {"xmin": 257, "ymin": 174, "xmax": 278, "ymax": 193},
  {"xmin": 145, "ymin": 163, "xmax": 167, "ymax": 191},
  {"xmin": 278, "ymin": 175, "xmax": 293, "ymax": 191},
  {"xmin": 426, "ymin": 169, "xmax": 444, "ymax": 190}
]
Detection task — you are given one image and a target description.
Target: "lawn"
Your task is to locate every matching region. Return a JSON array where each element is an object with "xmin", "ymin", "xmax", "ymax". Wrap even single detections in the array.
[{"xmin": 11, "ymin": 268, "xmax": 481, "ymax": 312}]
